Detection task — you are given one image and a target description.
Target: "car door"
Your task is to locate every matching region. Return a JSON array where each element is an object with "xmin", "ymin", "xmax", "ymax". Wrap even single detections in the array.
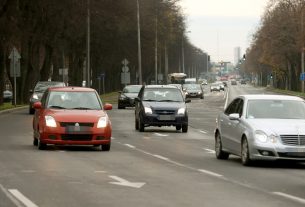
[
  {"xmin": 135, "ymin": 86, "xmax": 144, "ymax": 121},
  {"xmin": 220, "ymin": 98, "xmax": 240, "ymax": 152},
  {"xmin": 226, "ymin": 99, "xmax": 244, "ymax": 155}
]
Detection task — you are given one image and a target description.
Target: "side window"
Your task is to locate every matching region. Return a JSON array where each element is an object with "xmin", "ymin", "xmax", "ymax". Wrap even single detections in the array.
[
  {"xmin": 41, "ymin": 91, "xmax": 48, "ymax": 107},
  {"xmin": 225, "ymin": 98, "xmax": 240, "ymax": 115},
  {"xmin": 236, "ymin": 99, "xmax": 244, "ymax": 117},
  {"xmin": 138, "ymin": 87, "xmax": 144, "ymax": 99}
]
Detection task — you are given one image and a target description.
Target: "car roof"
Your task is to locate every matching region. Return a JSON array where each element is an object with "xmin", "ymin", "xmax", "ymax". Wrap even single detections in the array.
[
  {"xmin": 240, "ymin": 94, "xmax": 304, "ymax": 101},
  {"xmin": 48, "ymin": 87, "xmax": 96, "ymax": 92}
]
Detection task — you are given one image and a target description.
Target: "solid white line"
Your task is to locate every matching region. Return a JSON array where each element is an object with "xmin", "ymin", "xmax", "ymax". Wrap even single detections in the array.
[
  {"xmin": 8, "ymin": 189, "xmax": 39, "ymax": 207},
  {"xmin": 203, "ymin": 148, "xmax": 215, "ymax": 154},
  {"xmin": 198, "ymin": 169, "xmax": 223, "ymax": 177},
  {"xmin": 0, "ymin": 185, "xmax": 23, "ymax": 207},
  {"xmin": 124, "ymin": 144, "xmax": 136, "ymax": 149},
  {"xmin": 273, "ymin": 192, "xmax": 305, "ymax": 205},
  {"xmin": 153, "ymin": 154, "xmax": 170, "ymax": 161},
  {"xmin": 199, "ymin": 130, "xmax": 207, "ymax": 134}
]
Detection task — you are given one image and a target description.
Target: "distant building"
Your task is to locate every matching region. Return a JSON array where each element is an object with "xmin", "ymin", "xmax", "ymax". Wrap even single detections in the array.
[{"xmin": 234, "ymin": 47, "xmax": 241, "ymax": 65}]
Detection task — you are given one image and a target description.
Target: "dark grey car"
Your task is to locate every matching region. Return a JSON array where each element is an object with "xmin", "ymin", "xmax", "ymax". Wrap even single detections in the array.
[
  {"xmin": 29, "ymin": 81, "xmax": 65, "ymax": 114},
  {"xmin": 135, "ymin": 85, "xmax": 190, "ymax": 132}
]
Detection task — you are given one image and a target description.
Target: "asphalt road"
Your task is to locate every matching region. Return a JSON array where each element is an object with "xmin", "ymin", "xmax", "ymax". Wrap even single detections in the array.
[{"xmin": 1, "ymin": 83, "xmax": 305, "ymax": 207}]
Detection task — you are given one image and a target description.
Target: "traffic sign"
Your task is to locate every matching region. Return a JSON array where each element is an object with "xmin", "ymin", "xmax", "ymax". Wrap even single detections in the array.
[
  {"xmin": 122, "ymin": 58, "xmax": 129, "ymax": 66},
  {"xmin": 300, "ymin": 73, "xmax": 305, "ymax": 81},
  {"xmin": 9, "ymin": 47, "xmax": 21, "ymax": 77}
]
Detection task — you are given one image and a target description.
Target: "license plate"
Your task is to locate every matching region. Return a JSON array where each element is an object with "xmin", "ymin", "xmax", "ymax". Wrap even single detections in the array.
[{"xmin": 159, "ymin": 115, "xmax": 173, "ymax": 120}]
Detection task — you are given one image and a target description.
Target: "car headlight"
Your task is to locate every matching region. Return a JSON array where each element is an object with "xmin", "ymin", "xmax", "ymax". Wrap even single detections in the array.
[
  {"xmin": 254, "ymin": 130, "xmax": 268, "ymax": 143},
  {"xmin": 198, "ymin": 91, "xmax": 202, "ymax": 94},
  {"xmin": 32, "ymin": 94, "xmax": 39, "ymax": 100},
  {"xmin": 177, "ymin": 108, "xmax": 185, "ymax": 115},
  {"xmin": 97, "ymin": 116, "xmax": 108, "ymax": 128},
  {"xmin": 144, "ymin": 107, "xmax": 152, "ymax": 114},
  {"xmin": 45, "ymin": 116, "xmax": 57, "ymax": 127}
]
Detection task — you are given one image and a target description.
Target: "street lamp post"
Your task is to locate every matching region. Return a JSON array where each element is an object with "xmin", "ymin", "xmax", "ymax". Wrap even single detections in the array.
[
  {"xmin": 182, "ymin": 31, "xmax": 190, "ymax": 74},
  {"xmin": 86, "ymin": 0, "xmax": 91, "ymax": 87},
  {"xmin": 137, "ymin": 0, "xmax": 142, "ymax": 85}
]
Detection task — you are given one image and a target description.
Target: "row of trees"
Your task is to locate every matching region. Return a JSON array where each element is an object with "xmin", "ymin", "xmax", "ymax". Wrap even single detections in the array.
[
  {"xmin": 242, "ymin": 0, "xmax": 305, "ymax": 90},
  {"xmin": 0, "ymin": 0, "xmax": 207, "ymax": 104}
]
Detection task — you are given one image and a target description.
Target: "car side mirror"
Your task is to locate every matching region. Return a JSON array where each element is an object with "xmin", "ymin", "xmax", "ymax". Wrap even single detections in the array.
[
  {"xmin": 135, "ymin": 97, "xmax": 140, "ymax": 102},
  {"xmin": 229, "ymin": 113, "xmax": 240, "ymax": 120},
  {"xmin": 118, "ymin": 91, "xmax": 122, "ymax": 94},
  {"xmin": 29, "ymin": 89, "xmax": 33, "ymax": 94},
  {"xmin": 104, "ymin": 103, "xmax": 112, "ymax": 110},
  {"xmin": 33, "ymin": 102, "xmax": 42, "ymax": 109},
  {"xmin": 185, "ymin": 99, "xmax": 191, "ymax": 103}
]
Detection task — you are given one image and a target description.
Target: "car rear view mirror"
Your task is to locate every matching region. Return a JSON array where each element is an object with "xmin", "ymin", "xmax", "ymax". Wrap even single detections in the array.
[
  {"xmin": 185, "ymin": 99, "xmax": 191, "ymax": 103},
  {"xmin": 104, "ymin": 103, "xmax": 113, "ymax": 110},
  {"xmin": 29, "ymin": 89, "xmax": 33, "ymax": 94},
  {"xmin": 229, "ymin": 113, "xmax": 240, "ymax": 120},
  {"xmin": 33, "ymin": 102, "xmax": 42, "ymax": 109},
  {"xmin": 135, "ymin": 97, "xmax": 140, "ymax": 102}
]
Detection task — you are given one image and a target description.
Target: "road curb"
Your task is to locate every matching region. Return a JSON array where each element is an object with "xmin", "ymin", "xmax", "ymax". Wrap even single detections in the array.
[{"xmin": 0, "ymin": 106, "xmax": 28, "ymax": 115}]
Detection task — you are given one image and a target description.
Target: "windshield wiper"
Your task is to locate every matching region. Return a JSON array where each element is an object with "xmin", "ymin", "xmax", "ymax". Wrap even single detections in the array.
[
  {"xmin": 158, "ymin": 100, "xmax": 180, "ymax": 102},
  {"xmin": 49, "ymin": 105, "xmax": 66, "ymax": 109},
  {"xmin": 72, "ymin": 107, "xmax": 94, "ymax": 110},
  {"xmin": 143, "ymin": 99, "xmax": 156, "ymax": 102}
]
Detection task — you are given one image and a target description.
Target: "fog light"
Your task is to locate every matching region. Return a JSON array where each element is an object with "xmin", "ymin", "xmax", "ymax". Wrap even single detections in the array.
[
  {"xmin": 258, "ymin": 150, "xmax": 274, "ymax": 156},
  {"xmin": 48, "ymin": 135, "xmax": 57, "ymax": 140}
]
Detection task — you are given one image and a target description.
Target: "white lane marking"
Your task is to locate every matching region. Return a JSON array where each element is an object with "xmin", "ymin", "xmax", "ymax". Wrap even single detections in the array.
[
  {"xmin": 109, "ymin": 175, "xmax": 145, "ymax": 188},
  {"xmin": 203, "ymin": 148, "xmax": 215, "ymax": 154},
  {"xmin": 0, "ymin": 184, "xmax": 23, "ymax": 207},
  {"xmin": 8, "ymin": 189, "xmax": 39, "ymax": 207},
  {"xmin": 153, "ymin": 154, "xmax": 170, "ymax": 161},
  {"xmin": 199, "ymin": 130, "xmax": 207, "ymax": 134},
  {"xmin": 273, "ymin": 192, "xmax": 305, "ymax": 205},
  {"xmin": 124, "ymin": 144, "xmax": 136, "ymax": 149},
  {"xmin": 154, "ymin": 133, "xmax": 168, "ymax": 137},
  {"xmin": 198, "ymin": 169, "xmax": 223, "ymax": 177}
]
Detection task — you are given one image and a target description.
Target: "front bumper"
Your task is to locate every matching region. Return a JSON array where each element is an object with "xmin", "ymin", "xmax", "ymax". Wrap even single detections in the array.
[
  {"xmin": 249, "ymin": 141, "xmax": 305, "ymax": 161},
  {"xmin": 142, "ymin": 114, "xmax": 188, "ymax": 127}
]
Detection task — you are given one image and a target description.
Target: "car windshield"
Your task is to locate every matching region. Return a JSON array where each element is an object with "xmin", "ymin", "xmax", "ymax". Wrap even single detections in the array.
[
  {"xmin": 143, "ymin": 88, "xmax": 183, "ymax": 102},
  {"xmin": 123, "ymin": 85, "xmax": 142, "ymax": 93},
  {"xmin": 183, "ymin": 84, "xmax": 201, "ymax": 90},
  {"xmin": 247, "ymin": 100, "xmax": 305, "ymax": 119},
  {"xmin": 34, "ymin": 82, "xmax": 65, "ymax": 92},
  {"xmin": 47, "ymin": 91, "xmax": 102, "ymax": 110}
]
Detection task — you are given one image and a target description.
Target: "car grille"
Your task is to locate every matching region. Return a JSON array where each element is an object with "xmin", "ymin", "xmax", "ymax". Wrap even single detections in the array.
[
  {"xmin": 61, "ymin": 134, "xmax": 92, "ymax": 141},
  {"xmin": 155, "ymin": 110, "xmax": 176, "ymax": 115},
  {"xmin": 60, "ymin": 122, "xmax": 94, "ymax": 127},
  {"xmin": 280, "ymin": 135, "xmax": 305, "ymax": 146}
]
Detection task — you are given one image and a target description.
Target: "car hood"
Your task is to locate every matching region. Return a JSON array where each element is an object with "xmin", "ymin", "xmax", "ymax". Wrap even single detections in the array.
[
  {"xmin": 247, "ymin": 119, "xmax": 305, "ymax": 135},
  {"xmin": 143, "ymin": 101, "xmax": 185, "ymax": 110},
  {"xmin": 121, "ymin": 93, "xmax": 138, "ymax": 98},
  {"xmin": 186, "ymin": 89, "xmax": 201, "ymax": 93},
  {"xmin": 44, "ymin": 109, "xmax": 107, "ymax": 122}
]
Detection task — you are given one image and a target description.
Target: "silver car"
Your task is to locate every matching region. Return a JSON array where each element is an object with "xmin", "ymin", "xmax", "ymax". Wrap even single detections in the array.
[{"xmin": 215, "ymin": 95, "xmax": 305, "ymax": 165}]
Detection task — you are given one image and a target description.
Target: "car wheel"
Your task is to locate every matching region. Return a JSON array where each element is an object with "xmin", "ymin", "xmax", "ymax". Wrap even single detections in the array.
[
  {"xmin": 241, "ymin": 137, "xmax": 251, "ymax": 166},
  {"xmin": 182, "ymin": 124, "xmax": 188, "ymax": 133},
  {"xmin": 29, "ymin": 107, "xmax": 35, "ymax": 114},
  {"xmin": 200, "ymin": 95, "xmax": 204, "ymax": 99},
  {"xmin": 135, "ymin": 117, "xmax": 139, "ymax": 130},
  {"xmin": 118, "ymin": 103, "xmax": 124, "ymax": 109},
  {"xmin": 139, "ymin": 117, "xmax": 145, "ymax": 132},
  {"xmin": 38, "ymin": 139, "xmax": 47, "ymax": 150},
  {"xmin": 215, "ymin": 132, "xmax": 229, "ymax": 159},
  {"xmin": 33, "ymin": 138, "xmax": 38, "ymax": 146},
  {"xmin": 102, "ymin": 143, "xmax": 111, "ymax": 151},
  {"xmin": 176, "ymin": 125, "xmax": 182, "ymax": 130}
]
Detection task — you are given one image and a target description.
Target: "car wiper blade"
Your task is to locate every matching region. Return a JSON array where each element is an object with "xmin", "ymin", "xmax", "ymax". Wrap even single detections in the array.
[
  {"xmin": 72, "ymin": 107, "xmax": 93, "ymax": 110},
  {"xmin": 143, "ymin": 99, "xmax": 156, "ymax": 102},
  {"xmin": 158, "ymin": 100, "xmax": 179, "ymax": 102},
  {"xmin": 49, "ymin": 105, "xmax": 66, "ymax": 109}
]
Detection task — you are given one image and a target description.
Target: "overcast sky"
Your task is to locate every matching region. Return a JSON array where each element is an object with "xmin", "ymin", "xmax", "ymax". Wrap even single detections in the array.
[{"xmin": 179, "ymin": 0, "xmax": 269, "ymax": 63}]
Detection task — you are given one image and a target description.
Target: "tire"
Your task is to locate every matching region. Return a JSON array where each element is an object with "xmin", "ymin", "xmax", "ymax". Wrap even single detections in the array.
[
  {"xmin": 182, "ymin": 124, "xmax": 188, "ymax": 133},
  {"xmin": 38, "ymin": 139, "xmax": 47, "ymax": 150},
  {"xmin": 118, "ymin": 103, "xmax": 124, "ymax": 109},
  {"xmin": 29, "ymin": 107, "xmax": 35, "ymax": 114},
  {"xmin": 215, "ymin": 132, "xmax": 229, "ymax": 159},
  {"xmin": 33, "ymin": 138, "xmax": 38, "ymax": 146},
  {"xmin": 176, "ymin": 125, "xmax": 182, "ymax": 131},
  {"xmin": 135, "ymin": 117, "xmax": 139, "ymax": 130},
  {"xmin": 200, "ymin": 95, "xmax": 204, "ymax": 99},
  {"xmin": 139, "ymin": 117, "xmax": 145, "ymax": 132},
  {"xmin": 102, "ymin": 143, "xmax": 111, "ymax": 151},
  {"xmin": 241, "ymin": 137, "xmax": 251, "ymax": 166}
]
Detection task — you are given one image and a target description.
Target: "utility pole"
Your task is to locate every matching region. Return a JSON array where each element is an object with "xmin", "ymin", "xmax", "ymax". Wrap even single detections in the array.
[
  {"xmin": 137, "ymin": 0, "xmax": 142, "ymax": 85},
  {"xmin": 154, "ymin": 4, "xmax": 158, "ymax": 84},
  {"xmin": 182, "ymin": 35, "xmax": 185, "ymax": 74},
  {"xmin": 302, "ymin": 6, "xmax": 305, "ymax": 92},
  {"xmin": 86, "ymin": 0, "xmax": 91, "ymax": 87}
]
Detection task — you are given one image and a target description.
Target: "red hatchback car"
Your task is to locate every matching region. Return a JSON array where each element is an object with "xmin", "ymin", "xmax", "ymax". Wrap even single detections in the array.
[{"xmin": 32, "ymin": 87, "xmax": 112, "ymax": 151}]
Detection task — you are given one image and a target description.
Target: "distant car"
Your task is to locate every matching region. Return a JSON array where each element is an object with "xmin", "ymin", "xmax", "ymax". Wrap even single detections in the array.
[
  {"xmin": 169, "ymin": 84, "xmax": 186, "ymax": 99},
  {"xmin": 29, "ymin": 81, "xmax": 65, "ymax": 114},
  {"xmin": 231, "ymin": 80, "xmax": 237, "ymax": 85},
  {"xmin": 135, "ymin": 85, "xmax": 190, "ymax": 132},
  {"xmin": 210, "ymin": 83, "xmax": 221, "ymax": 92},
  {"xmin": 3, "ymin": 90, "xmax": 13, "ymax": 102},
  {"xmin": 215, "ymin": 95, "xmax": 305, "ymax": 165},
  {"xmin": 216, "ymin": 82, "xmax": 225, "ymax": 91},
  {"xmin": 183, "ymin": 84, "xmax": 204, "ymax": 99},
  {"xmin": 240, "ymin": 79, "xmax": 246, "ymax": 84},
  {"xmin": 222, "ymin": 81, "xmax": 228, "ymax": 87},
  {"xmin": 118, "ymin": 85, "xmax": 142, "ymax": 109},
  {"xmin": 32, "ymin": 87, "xmax": 112, "ymax": 150}
]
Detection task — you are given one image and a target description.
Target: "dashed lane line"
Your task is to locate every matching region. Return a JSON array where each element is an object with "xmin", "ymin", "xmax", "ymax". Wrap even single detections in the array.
[
  {"xmin": 124, "ymin": 144, "xmax": 136, "ymax": 149},
  {"xmin": 273, "ymin": 192, "xmax": 305, "ymax": 205},
  {"xmin": 0, "ymin": 184, "xmax": 23, "ymax": 207},
  {"xmin": 203, "ymin": 148, "xmax": 215, "ymax": 154},
  {"xmin": 198, "ymin": 169, "xmax": 223, "ymax": 177},
  {"xmin": 8, "ymin": 189, "xmax": 39, "ymax": 207}
]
